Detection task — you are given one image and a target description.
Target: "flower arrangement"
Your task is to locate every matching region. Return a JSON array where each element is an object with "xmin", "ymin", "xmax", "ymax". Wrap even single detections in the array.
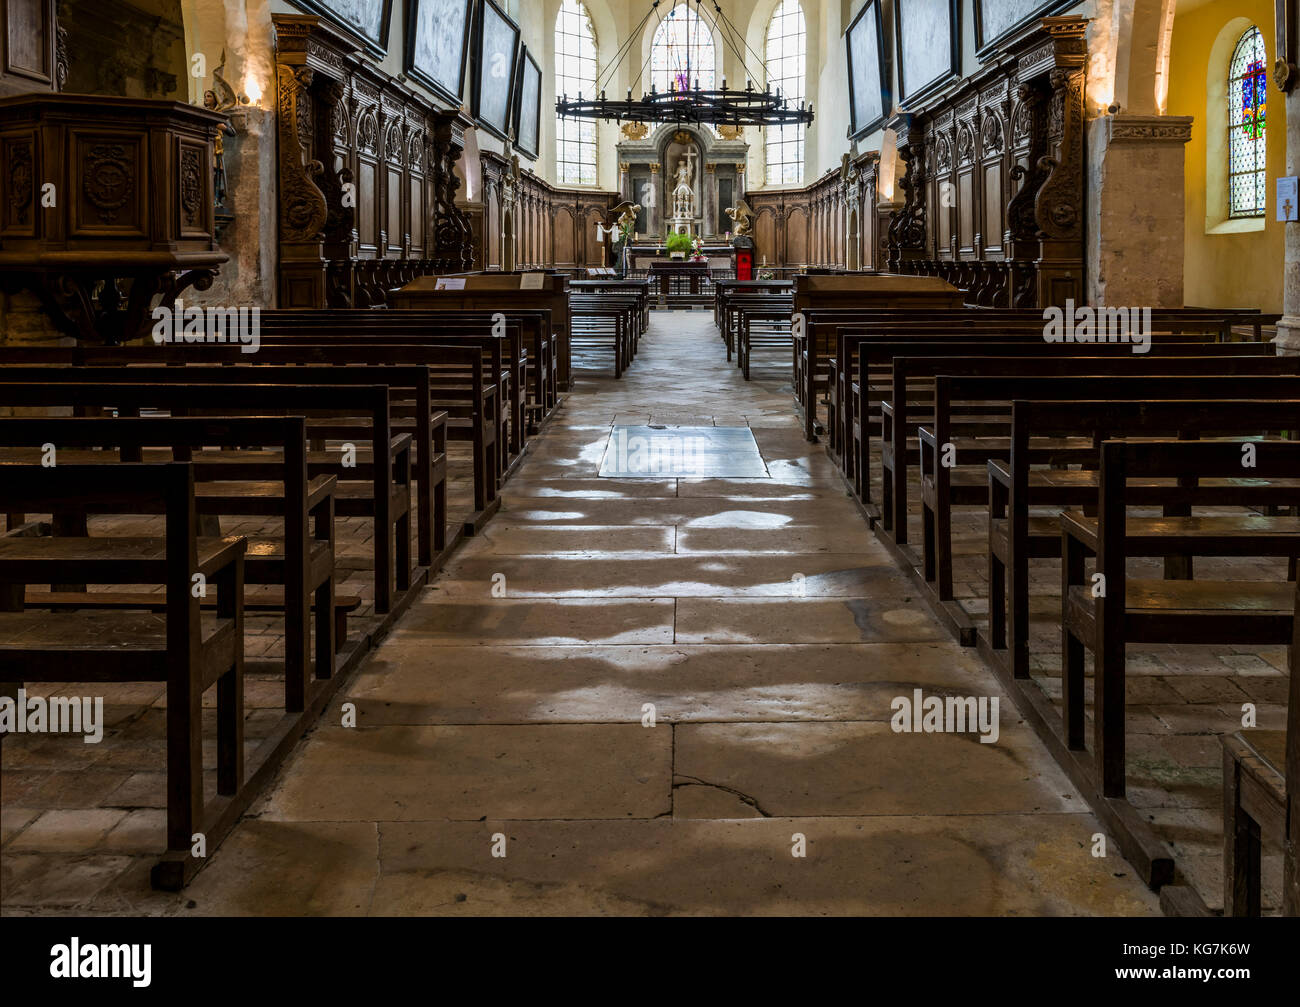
[
  {"xmin": 689, "ymin": 235, "xmax": 706, "ymax": 262},
  {"xmin": 664, "ymin": 232, "xmax": 693, "ymax": 257},
  {"xmin": 757, "ymin": 268, "xmax": 775, "ymax": 280}
]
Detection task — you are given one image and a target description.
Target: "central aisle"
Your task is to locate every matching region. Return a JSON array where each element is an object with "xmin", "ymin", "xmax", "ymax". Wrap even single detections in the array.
[{"xmin": 185, "ymin": 311, "xmax": 1159, "ymax": 915}]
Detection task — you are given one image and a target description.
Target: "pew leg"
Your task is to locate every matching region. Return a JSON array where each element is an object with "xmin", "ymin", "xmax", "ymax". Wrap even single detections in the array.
[
  {"xmin": 989, "ymin": 550, "xmax": 1006, "ymax": 651},
  {"xmin": 921, "ymin": 503, "xmax": 936, "ymax": 582},
  {"xmin": 375, "ymin": 477, "xmax": 393, "ymax": 614},
  {"xmin": 881, "ymin": 463, "xmax": 893, "ymax": 532},
  {"xmin": 434, "ymin": 426, "xmax": 448, "ymax": 554},
  {"xmin": 1009, "ymin": 547, "xmax": 1031, "ymax": 680},
  {"xmin": 396, "ymin": 509, "xmax": 412, "ymax": 593},
  {"xmin": 1095, "ymin": 629, "xmax": 1127, "ymax": 799},
  {"xmin": 165, "ymin": 657, "xmax": 203, "ymax": 853},
  {"xmin": 51, "ymin": 511, "xmax": 88, "ymax": 593},
  {"xmin": 1062, "ymin": 534, "xmax": 1086, "ymax": 748},
  {"xmin": 216, "ymin": 559, "xmax": 244, "ymax": 797},
  {"xmin": 316, "ymin": 502, "xmax": 338, "ymax": 677},
  {"xmin": 892, "ymin": 464, "xmax": 909, "ymax": 545},
  {"xmin": 1222, "ymin": 746, "xmax": 1261, "ymax": 917},
  {"xmin": 935, "ymin": 501, "xmax": 954, "ymax": 601}
]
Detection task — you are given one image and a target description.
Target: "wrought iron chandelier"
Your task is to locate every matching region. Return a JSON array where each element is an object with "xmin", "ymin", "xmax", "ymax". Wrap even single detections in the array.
[{"xmin": 555, "ymin": 0, "xmax": 814, "ymax": 129}]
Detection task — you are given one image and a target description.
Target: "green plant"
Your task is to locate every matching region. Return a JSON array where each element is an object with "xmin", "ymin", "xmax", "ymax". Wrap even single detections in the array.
[{"xmin": 664, "ymin": 232, "xmax": 692, "ymax": 254}]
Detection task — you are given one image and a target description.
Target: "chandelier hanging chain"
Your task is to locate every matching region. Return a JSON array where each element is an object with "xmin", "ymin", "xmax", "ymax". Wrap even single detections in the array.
[
  {"xmin": 555, "ymin": 0, "xmax": 814, "ymax": 129},
  {"xmin": 592, "ymin": 0, "xmax": 663, "ymax": 96}
]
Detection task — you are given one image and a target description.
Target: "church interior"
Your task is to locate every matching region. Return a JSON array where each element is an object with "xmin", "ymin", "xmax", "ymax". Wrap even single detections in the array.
[{"xmin": 0, "ymin": 0, "xmax": 1297, "ymax": 937}]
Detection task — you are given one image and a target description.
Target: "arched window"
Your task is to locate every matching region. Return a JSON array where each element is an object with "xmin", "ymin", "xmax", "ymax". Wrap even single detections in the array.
[
  {"xmin": 1227, "ymin": 26, "xmax": 1267, "ymax": 218},
  {"xmin": 556, "ymin": 0, "xmax": 598, "ymax": 186},
  {"xmin": 765, "ymin": 0, "xmax": 806, "ymax": 185},
  {"xmin": 651, "ymin": 3, "xmax": 715, "ymax": 94}
]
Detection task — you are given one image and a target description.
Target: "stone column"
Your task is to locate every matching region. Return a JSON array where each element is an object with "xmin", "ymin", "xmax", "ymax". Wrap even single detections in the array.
[
  {"xmin": 1088, "ymin": 113, "xmax": 1193, "ymax": 308},
  {"xmin": 1278, "ymin": 79, "xmax": 1300, "ymax": 353},
  {"xmin": 703, "ymin": 162, "xmax": 716, "ymax": 237},
  {"xmin": 619, "ymin": 161, "xmax": 630, "ymax": 201},
  {"xmin": 648, "ymin": 162, "xmax": 661, "ymax": 236}
]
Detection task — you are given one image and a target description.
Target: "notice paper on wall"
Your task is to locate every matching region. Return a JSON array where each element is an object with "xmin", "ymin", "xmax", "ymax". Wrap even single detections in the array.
[
  {"xmin": 1278, "ymin": 176, "xmax": 1299, "ymax": 221},
  {"xmin": 520, "ymin": 273, "xmax": 545, "ymax": 289},
  {"xmin": 434, "ymin": 277, "xmax": 467, "ymax": 291}
]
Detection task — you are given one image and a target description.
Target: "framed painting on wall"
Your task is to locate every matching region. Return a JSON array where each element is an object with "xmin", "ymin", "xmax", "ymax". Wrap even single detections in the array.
[
  {"xmin": 287, "ymin": 0, "xmax": 392, "ymax": 57},
  {"xmin": 514, "ymin": 47, "xmax": 542, "ymax": 159},
  {"xmin": 846, "ymin": 0, "xmax": 889, "ymax": 139},
  {"xmin": 895, "ymin": 0, "xmax": 960, "ymax": 107},
  {"xmin": 473, "ymin": 0, "xmax": 521, "ymax": 141},
  {"xmin": 405, "ymin": 0, "xmax": 473, "ymax": 106},
  {"xmin": 974, "ymin": 0, "xmax": 1076, "ymax": 56}
]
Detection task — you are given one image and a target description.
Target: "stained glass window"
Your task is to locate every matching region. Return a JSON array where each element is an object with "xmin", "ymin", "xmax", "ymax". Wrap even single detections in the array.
[
  {"xmin": 651, "ymin": 4, "xmax": 715, "ymax": 95},
  {"xmin": 765, "ymin": 0, "xmax": 806, "ymax": 186},
  {"xmin": 556, "ymin": 0, "xmax": 598, "ymax": 186},
  {"xmin": 1227, "ymin": 26, "xmax": 1267, "ymax": 218}
]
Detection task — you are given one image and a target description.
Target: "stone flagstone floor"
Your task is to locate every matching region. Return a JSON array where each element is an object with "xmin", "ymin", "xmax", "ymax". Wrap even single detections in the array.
[{"xmin": 1, "ymin": 310, "xmax": 1160, "ymax": 916}]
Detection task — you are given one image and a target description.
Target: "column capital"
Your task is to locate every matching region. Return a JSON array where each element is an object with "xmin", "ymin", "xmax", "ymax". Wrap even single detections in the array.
[{"xmin": 1103, "ymin": 114, "xmax": 1193, "ymax": 144}]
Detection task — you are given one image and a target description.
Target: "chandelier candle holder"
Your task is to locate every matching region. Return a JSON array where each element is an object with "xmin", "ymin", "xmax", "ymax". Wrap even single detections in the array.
[{"xmin": 556, "ymin": 0, "xmax": 814, "ymax": 129}]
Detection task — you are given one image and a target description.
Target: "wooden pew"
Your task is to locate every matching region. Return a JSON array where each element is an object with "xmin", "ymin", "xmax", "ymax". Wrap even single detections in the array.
[
  {"xmin": 737, "ymin": 301, "xmax": 796, "ymax": 379},
  {"xmin": 845, "ymin": 338, "xmax": 1272, "ymax": 508},
  {"xmin": 890, "ymin": 357, "xmax": 1298, "ymax": 548},
  {"xmin": 0, "ymin": 462, "xmax": 247, "ymax": 888},
  {"xmin": 828, "ymin": 313, "xmax": 1259, "ymax": 465},
  {"xmin": 389, "ymin": 273, "xmax": 573, "ymax": 391},
  {"xmin": 1061, "ymin": 439, "xmax": 1300, "ymax": 803},
  {"xmin": 0, "ymin": 415, "xmax": 339, "ymax": 709},
  {"xmin": 722, "ymin": 291, "xmax": 793, "ymax": 361},
  {"xmin": 1222, "ymin": 598, "xmax": 1298, "ymax": 914},
  {"xmin": 989, "ymin": 398, "xmax": 1300, "ymax": 680},
  {"xmin": 797, "ymin": 305, "xmax": 1271, "ymax": 441},
  {"xmin": 257, "ymin": 308, "xmax": 557, "ymax": 423},
  {"xmin": 571, "ymin": 278, "xmax": 651, "ymax": 332},
  {"xmin": 914, "ymin": 371, "xmax": 1300, "ymax": 634},
  {"xmin": 0, "ymin": 380, "xmax": 415, "ymax": 613},
  {"xmin": 570, "ymin": 292, "xmax": 636, "ymax": 377},
  {"xmin": 0, "ymin": 353, "xmax": 469, "ymax": 548}
]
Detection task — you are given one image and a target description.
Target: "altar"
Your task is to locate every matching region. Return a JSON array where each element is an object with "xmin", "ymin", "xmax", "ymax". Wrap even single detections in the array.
[
  {"xmin": 616, "ymin": 124, "xmax": 748, "ymax": 241},
  {"xmin": 648, "ymin": 259, "xmax": 710, "ymax": 298},
  {"xmin": 628, "ymin": 244, "xmax": 736, "ymax": 274}
]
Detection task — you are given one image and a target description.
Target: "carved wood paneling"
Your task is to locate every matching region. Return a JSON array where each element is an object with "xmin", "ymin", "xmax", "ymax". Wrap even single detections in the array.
[
  {"xmin": 883, "ymin": 15, "xmax": 1087, "ymax": 308},
  {"xmin": 273, "ymin": 14, "xmax": 475, "ymax": 307},
  {"xmin": 744, "ymin": 152, "xmax": 880, "ymax": 272}
]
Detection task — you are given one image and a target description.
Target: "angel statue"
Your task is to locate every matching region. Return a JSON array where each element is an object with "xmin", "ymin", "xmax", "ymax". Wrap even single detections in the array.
[
  {"xmin": 611, "ymin": 200, "xmax": 641, "ymax": 243},
  {"xmin": 725, "ymin": 199, "xmax": 754, "ymax": 238}
]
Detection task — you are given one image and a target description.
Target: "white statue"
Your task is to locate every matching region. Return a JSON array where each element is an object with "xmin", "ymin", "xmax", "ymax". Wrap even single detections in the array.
[{"xmin": 672, "ymin": 154, "xmax": 695, "ymax": 219}]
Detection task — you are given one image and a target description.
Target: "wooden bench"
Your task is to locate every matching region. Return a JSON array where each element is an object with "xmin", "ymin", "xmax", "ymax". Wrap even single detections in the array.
[
  {"xmin": 989, "ymin": 397, "xmax": 1300, "ymax": 679},
  {"xmin": 570, "ymin": 292, "xmax": 636, "ymax": 377},
  {"xmin": 1062, "ymin": 439, "xmax": 1300, "ymax": 800},
  {"xmin": 845, "ymin": 338, "xmax": 1270, "ymax": 507},
  {"xmin": 0, "ymin": 462, "xmax": 247, "ymax": 888},
  {"xmin": 894, "ymin": 360, "xmax": 1299, "ymax": 551},
  {"xmin": 258, "ymin": 307, "xmax": 557, "ymax": 424},
  {"xmin": 0, "ymin": 353, "xmax": 467, "ymax": 549},
  {"xmin": 0, "ymin": 380, "xmax": 415, "ymax": 613},
  {"xmin": 1221, "ymin": 727, "xmax": 1293, "ymax": 915},
  {"xmin": 829, "ymin": 313, "xmax": 1256, "ymax": 463},
  {"xmin": 0, "ymin": 415, "xmax": 340, "ymax": 710},
  {"xmin": 389, "ymin": 273, "xmax": 573, "ymax": 390},
  {"xmin": 798, "ymin": 306, "xmax": 1269, "ymax": 441}
]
